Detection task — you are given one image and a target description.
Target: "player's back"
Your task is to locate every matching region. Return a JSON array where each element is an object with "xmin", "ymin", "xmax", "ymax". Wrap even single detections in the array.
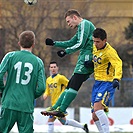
[{"xmin": 0, "ymin": 50, "xmax": 45, "ymax": 113}]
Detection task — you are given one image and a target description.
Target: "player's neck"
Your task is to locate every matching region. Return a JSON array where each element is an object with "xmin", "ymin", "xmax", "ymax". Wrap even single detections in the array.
[
  {"xmin": 21, "ymin": 47, "xmax": 32, "ymax": 52},
  {"xmin": 51, "ymin": 74, "xmax": 57, "ymax": 78}
]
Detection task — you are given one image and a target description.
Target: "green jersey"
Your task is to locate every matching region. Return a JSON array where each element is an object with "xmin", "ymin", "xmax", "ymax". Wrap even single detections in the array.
[
  {"xmin": 0, "ymin": 50, "xmax": 46, "ymax": 113},
  {"xmin": 55, "ymin": 19, "xmax": 95, "ymax": 74}
]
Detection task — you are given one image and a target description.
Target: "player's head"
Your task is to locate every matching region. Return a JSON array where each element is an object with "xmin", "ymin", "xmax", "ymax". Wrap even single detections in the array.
[
  {"xmin": 65, "ymin": 9, "xmax": 82, "ymax": 29},
  {"xmin": 64, "ymin": 9, "xmax": 81, "ymax": 18},
  {"xmin": 93, "ymin": 28, "xmax": 107, "ymax": 40},
  {"xmin": 49, "ymin": 61, "xmax": 59, "ymax": 75},
  {"xmin": 18, "ymin": 30, "xmax": 35, "ymax": 48},
  {"xmin": 93, "ymin": 28, "xmax": 107, "ymax": 50}
]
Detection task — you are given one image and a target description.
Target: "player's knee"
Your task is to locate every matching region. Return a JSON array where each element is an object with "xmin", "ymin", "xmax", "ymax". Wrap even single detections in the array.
[
  {"xmin": 48, "ymin": 116, "xmax": 55, "ymax": 122},
  {"xmin": 92, "ymin": 112, "xmax": 98, "ymax": 122}
]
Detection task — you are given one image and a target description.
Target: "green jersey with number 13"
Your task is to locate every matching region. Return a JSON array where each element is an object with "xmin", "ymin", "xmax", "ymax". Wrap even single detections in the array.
[{"xmin": 0, "ymin": 50, "xmax": 46, "ymax": 113}]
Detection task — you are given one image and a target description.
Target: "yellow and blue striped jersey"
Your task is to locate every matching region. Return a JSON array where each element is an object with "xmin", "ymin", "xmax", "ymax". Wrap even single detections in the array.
[
  {"xmin": 93, "ymin": 42, "xmax": 122, "ymax": 81},
  {"xmin": 44, "ymin": 74, "xmax": 68, "ymax": 106}
]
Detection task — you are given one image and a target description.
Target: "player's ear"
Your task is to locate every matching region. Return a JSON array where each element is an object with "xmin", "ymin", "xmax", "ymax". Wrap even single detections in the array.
[
  {"xmin": 102, "ymin": 38, "xmax": 106, "ymax": 44},
  {"xmin": 73, "ymin": 15, "xmax": 77, "ymax": 20},
  {"xmin": 18, "ymin": 42, "xmax": 20, "ymax": 46},
  {"xmin": 57, "ymin": 66, "xmax": 59, "ymax": 71},
  {"xmin": 32, "ymin": 44, "xmax": 34, "ymax": 48}
]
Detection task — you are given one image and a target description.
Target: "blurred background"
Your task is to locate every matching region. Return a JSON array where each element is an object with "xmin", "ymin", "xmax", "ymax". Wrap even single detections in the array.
[{"xmin": 0, "ymin": 0, "xmax": 133, "ymax": 113}]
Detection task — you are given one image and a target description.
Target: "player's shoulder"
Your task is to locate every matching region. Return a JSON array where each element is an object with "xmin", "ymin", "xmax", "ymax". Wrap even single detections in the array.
[
  {"xmin": 34, "ymin": 56, "xmax": 44, "ymax": 65},
  {"xmin": 106, "ymin": 42, "xmax": 116, "ymax": 52},
  {"xmin": 57, "ymin": 74, "xmax": 66, "ymax": 77},
  {"xmin": 46, "ymin": 76, "xmax": 51, "ymax": 81},
  {"xmin": 58, "ymin": 74, "xmax": 68, "ymax": 81},
  {"xmin": 83, "ymin": 19, "xmax": 95, "ymax": 26},
  {"xmin": 105, "ymin": 43, "xmax": 118, "ymax": 59},
  {"xmin": 4, "ymin": 51, "xmax": 16, "ymax": 58}
]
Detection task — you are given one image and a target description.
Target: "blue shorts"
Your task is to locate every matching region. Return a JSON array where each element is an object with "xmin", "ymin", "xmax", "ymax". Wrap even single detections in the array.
[{"xmin": 91, "ymin": 80, "xmax": 115, "ymax": 112}]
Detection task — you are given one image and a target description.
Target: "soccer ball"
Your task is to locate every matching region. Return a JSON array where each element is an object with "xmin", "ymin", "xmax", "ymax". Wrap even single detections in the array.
[{"xmin": 24, "ymin": 0, "xmax": 37, "ymax": 5}]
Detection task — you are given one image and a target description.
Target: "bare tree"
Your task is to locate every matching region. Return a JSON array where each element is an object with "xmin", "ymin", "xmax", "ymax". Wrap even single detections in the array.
[{"xmin": 0, "ymin": 1, "xmax": 67, "ymax": 67}]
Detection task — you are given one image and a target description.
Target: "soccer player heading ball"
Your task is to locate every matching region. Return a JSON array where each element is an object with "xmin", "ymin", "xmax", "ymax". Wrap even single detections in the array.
[{"xmin": 41, "ymin": 9, "xmax": 95, "ymax": 118}]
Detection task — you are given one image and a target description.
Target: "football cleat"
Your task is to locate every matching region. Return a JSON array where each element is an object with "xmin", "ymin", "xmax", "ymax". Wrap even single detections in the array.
[
  {"xmin": 41, "ymin": 107, "xmax": 68, "ymax": 118},
  {"xmin": 83, "ymin": 124, "xmax": 89, "ymax": 133},
  {"xmin": 46, "ymin": 106, "xmax": 55, "ymax": 111},
  {"xmin": 48, "ymin": 107, "xmax": 65, "ymax": 117},
  {"xmin": 41, "ymin": 106, "xmax": 54, "ymax": 116}
]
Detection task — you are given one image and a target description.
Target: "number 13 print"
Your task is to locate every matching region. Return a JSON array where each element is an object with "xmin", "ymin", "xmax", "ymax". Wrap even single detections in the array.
[{"xmin": 14, "ymin": 61, "xmax": 33, "ymax": 85}]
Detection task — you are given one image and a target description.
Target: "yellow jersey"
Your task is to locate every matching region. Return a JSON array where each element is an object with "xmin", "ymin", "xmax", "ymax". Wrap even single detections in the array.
[
  {"xmin": 44, "ymin": 74, "xmax": 68, "ymax": 106},
  {"xmin": 93, "ymin": 42, "xmax": 122, "ymax": 81}
]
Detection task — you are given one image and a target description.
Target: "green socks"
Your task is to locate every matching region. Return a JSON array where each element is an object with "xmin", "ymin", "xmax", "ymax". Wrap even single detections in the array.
[
  {"xmin": 60, "ymin": 88, "xmax": 78, "ymax": 112},
  {"xmin": 52, "ymin": 89, "xmax": 68, "ymax": 109}
]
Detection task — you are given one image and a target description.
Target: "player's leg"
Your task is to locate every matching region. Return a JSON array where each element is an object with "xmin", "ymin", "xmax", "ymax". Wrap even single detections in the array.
[
  {"xmin": 42, "ymin": 74, "xmax": 79, "ymax": 117},
  {"xmin": 17, "ymin": 111, "xmax": 34, "ymax": 133},
  {"xmin": 58, "ymin": 73, "xmax": 89, "ymax": 113},
  {"xmin": 42, "ymin": 89, "xmax": 69, "ymax": 115},
  {"xmin": 91, "ymin": 84, "xmax": 104, "ymax": 133},
  {"xmin": 52, "ymin": 89, "xmax": 68, "ymax": 110},
  {"xmin": 95, "ymin": 102, "xmax": 110, "ymax": 133},
  {"xmin": 93, "ymin": 81, "xmax": 115, "ymax": 133},
  {"xmin": 96, "ymin": 83, "xmax": 114, "ymax": 133},
  {"xmin": 94, "ymin": 120, "xmax": 103, "ymax": 133},
  {"xmin": 51, "ymin": 75, "xmax": 74, "ymax": 110},
  {"xmin": 0, "ymin": 108, "xmax": 16, "ymax": 133},
  {"xmin": 92, "ymin": 109, "xmax": 108, "ymax": 133},
  {"xmin": 59, "ymin": 88, "xmax": 77, "ymax": 112},
  {"xmin": 58, "ymin": 117, "xmax": 89, "ymax": 133},
  {"xmin": 93, "ymin": 106, "xmax": 109, "ymax": 133},
  {"xmin": 44, "ymin": 78, "xmax": 73, "ymax": 112},
  {"xmin": 43, "ymin": 73, "xmax": 90, "ymax": 117},
  {"xmin": 47, "ymin": 116, "xmax": 56, "ymax": 133}
]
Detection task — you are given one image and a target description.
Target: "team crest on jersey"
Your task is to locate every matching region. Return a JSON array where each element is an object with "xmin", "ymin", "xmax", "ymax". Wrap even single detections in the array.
[
  {"xmin": 48, "ymin": 83, "xmax": 57, "ymax": 88},
  {"xmin": 93, "ymin": 55, "xmax": 102, "ymax": 64},
  {"xmin": 98, "ymin": 93, "xmax": 102, "ymax": 97},
  {"xmin": 99, "ymin": 52, "xmax": 102, "ymax": 56}
]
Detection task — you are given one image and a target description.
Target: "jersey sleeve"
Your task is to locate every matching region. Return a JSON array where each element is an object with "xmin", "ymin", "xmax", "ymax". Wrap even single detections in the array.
[
  {"xmin": 0, "ymin": 52, "xmax": 14, "ymax": 91},
  {"xmin": 59, "ymin": 75, "xmax": 69, "ymax": 91},
  {"xmin": 55, "ymin": 34, "xmax": 77, "ymax": 49},
  {"xmin": 34, "ymin": 58, "xmax": 46, "ymax": 98},
  {"xmin": 107, "ymin": 49, "xmax": 122, "ymax": 80}
]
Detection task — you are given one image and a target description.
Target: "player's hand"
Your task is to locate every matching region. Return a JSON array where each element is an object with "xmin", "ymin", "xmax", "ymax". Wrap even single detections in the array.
[
  {"xmin": 84, "ymin": 60, "xmax": 94, "ymax": 68},
  {"xmin": 112, "ymin": 79, "xmax": 119, "ymax": 90},
  {"xmin": 45, "ymin": 38, "xmax": 55, "ymax": 46},
  {"xmin": 57, "ymin": 50, "xmax": 66, "ymax": 58}
]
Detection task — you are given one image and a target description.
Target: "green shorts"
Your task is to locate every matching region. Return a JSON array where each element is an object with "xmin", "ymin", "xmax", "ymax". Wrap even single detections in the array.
[{"xmin": 0, "ymin": 108, "xmax": 34, "ymax": 133}]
